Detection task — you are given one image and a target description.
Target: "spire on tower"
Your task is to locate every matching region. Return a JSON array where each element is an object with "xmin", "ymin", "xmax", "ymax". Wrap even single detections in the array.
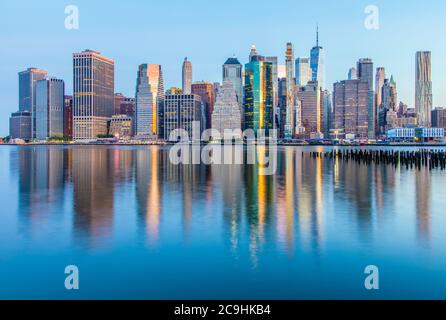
[{"xmin": 316, "ymin": 24, "xmax": 319, "ymax": 47}]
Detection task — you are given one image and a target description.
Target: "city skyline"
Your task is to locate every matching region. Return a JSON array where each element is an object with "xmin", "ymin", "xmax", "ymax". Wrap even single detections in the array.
[{"xmin": 1, "ymin": 1, "xmax": 446, "ymax": 135}]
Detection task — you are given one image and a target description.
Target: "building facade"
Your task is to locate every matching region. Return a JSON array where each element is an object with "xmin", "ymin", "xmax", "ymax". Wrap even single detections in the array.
[
  {"xmin": 192, "ymin": 82, "xmax": 214, "ymax": 130},
  {"xmin": 415, "ymin": 51, "xmax": 433, "ymax": 127},
  {"xmin": 18, "ymin": 67, "xmax": 48, "ymax": 139},
  {"xmin": 297, "ymin": 81, "xmax": 323, "ymax": 138},
  {"xmin": 9, "ymin": 111, "xmax": 32, "ymax": 141},
  {"xmin": 64, "ymin": 95, "xmax": 73, "ymax": 140},
  {"xmin": 357, "ymin": 58, "xmax": 375, "ymax": 138},
  {"xmin": 36, "ymin": 77, "xmax": 65, "ymax": 140},
  {"xmin": 73, "ymin": 50, "xmax": 114, "ymax": 140},
  {"xmin": 182, "ymin": 57, "xmax": 192, "ymax": 95},
  {"xmin": 284, "ymin": 43, "xmax": 295, "ymax": 139},
  {"xmin": 223, "ymin": 57, "xmax": 243, "ymax": 106},
  {"xmin": 164, "ymin": 94, "xmax": 202, "ymax": 141},
  {"xmin": 211, "ymin": 81, "xmax": 242, "ymax": 139},
  {"xmin": 432, "ymin": 107, "xmax": 446, "ymax": 129},
  {"xmin": 295, "ymin": 57, "xmax": 312, "ymax": 86},
  {"xmin": 109, "ymin": 115, "xmax": 133, "ymax": 138}
]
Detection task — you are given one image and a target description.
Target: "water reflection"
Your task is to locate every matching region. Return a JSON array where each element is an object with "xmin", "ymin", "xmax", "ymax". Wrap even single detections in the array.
[{"xmin": 11, "ymin": 145, "xmax": 439, "ymax": 256}]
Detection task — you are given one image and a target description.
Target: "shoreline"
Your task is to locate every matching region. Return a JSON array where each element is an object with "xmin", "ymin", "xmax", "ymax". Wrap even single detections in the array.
[{"xmin": 2, "ymin": 143, "xmax": 446, "ymax": 147}]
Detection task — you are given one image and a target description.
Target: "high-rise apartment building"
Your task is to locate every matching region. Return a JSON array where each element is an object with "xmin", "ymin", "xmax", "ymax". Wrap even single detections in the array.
[
  {"xmin": 333, "ymin": 79, "xmax": 369, "ymax": 139},
  {"xmin": 35, "ymin": 77, "xmax": 65, "ymax": 140},
  {"xmin": 295, "ymin": 57, "xmax": 312, "ymax": 86},
  {"xmin": 357, "ymin": 58, "xmax": 375, "ymax": 138},
  {"xmin": 415, "ymin": 51, "xmax": 433, "ymax": 127},
  {"xmin": 244, "ymin": 59, "xmax": 274, "ymax": 134},
  {"xmin": 73, "ymin": 50, "xmax": 114, "ymax": 140},
  {"xmin": 182, "ymin": 57, "xmax": 192, "ymax": 95},
  {"xmin": 18, "ymin": 67, "xmax": 48, "ymax": 139}
]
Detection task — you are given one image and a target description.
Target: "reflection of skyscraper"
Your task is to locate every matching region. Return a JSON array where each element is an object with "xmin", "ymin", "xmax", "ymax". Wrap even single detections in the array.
[
  {"xmin": 415, "ymin": 51, "xmax": 433, "ymax": 127},
  {"xmin": 310, "ymin": 27, "xmax": 325, "ymax": 89},
  {"xmin": 19, "ymin": 68, "xmax": 48, "ymax": 139},
  {"xmin": 182, "ymin": 57, "xmax": 192, "ymax": 94},
  {"xmin": 73, "ymin": 50, "xmax": 114, "ymax": 140},
  {"xmin": 415, "ymin": 168, "xmax": 431, "ymax": 244},
  {"xmin": 244, "ymin": 58, "xmax": 274, "ymax": 134}
]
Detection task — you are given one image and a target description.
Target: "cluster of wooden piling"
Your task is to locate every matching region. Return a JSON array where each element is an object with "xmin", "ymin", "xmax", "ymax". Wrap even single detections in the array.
[{"xmin": 306, "ymin": 149, "xmax": 446, "ymax": 170}]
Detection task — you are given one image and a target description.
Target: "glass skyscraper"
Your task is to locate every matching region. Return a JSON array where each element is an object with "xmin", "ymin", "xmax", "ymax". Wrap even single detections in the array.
[
  {"xmin": 35, "ymin": 77, "xmax": 65, "ymax": 140},
  {"xmin": 295, "ymin": 57, "xmax": 312, "ymax": 87},
  {"xmin": 310, "ymin": 28, "xmax": 325, "ymax": 89},
  {"xmin": 222, "ymin": 57, "xmax": 243, "ymax": 106},
  {"xmin": 243, "ymin": 58, "xmax": 274, "ymax": 134},
  {"xmin": 357, "ymin": 58, "xmax": 375, "ymax": 139},
  {"xmin": 73, "ymin": 50, "xmax": 114, "ymax": 140},
  {"xmin": 284, "ymin": 42, "xmax": 295, "ymax": 139},
  {"xmin": 18, "ymin": 68, "xmax": 48, "ymax": 139}
]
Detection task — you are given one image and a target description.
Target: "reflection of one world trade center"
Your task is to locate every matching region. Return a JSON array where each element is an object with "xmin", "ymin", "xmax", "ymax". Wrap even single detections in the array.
[{"xmin": 416, "ymin": 167, "xmax": 431, "ymax": 245}]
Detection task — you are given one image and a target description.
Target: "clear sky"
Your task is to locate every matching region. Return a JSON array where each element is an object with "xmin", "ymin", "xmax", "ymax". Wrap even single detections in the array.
[{"xmin": 1, "ymin": 0, "xmax": 445, "ymax": 136}]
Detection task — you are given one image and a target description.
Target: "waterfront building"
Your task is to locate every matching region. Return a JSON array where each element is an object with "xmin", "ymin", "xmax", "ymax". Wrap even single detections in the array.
[
  {"xmin": 109, "ymin": 115, "xmax": 133, "ymax": 138},
  {"xmin": 323, "ymin": 90, "xmax": 333, "ymax": 138},
  {"xmin": 18, "ymin": 67, "xmax": 48, "ymax": 139},
  {"xmin": 284, "ymin": 42, "xmax": 295, "ymax": 139},
  {"xmin": 192, "ymin": 82, "xmax": 214, "ymax": 129},
  {"xmin": 211, "ymin": 81, "xmax": 242, "ymax": 139},
  {"xmin": 9, "ymin": 111, "xmax": 32, "ymax": 141},
  {"xmin": 134, "ymin": 64, "xmax": 164, "ymax": 138},
  {"xmin": 36, "ymin": 77, "xmax": 65, "ymax": 140},
  {"xmin": 432, "ymin": 107, "xmax": 446, "ymax": 129},
  {"xmin": 73, "ymin": 50, "xmax": 114, "ymax": 140},
  {"xmin": 243, "ymin": 58, "xmax": 274, "ymax": 134},
  {"xmin": 296, "ymin": 81, "xmax": 323, "ymax": 138},
  {"xmin": 379, "ymin": 76, "xmax": 398, "ymax": 132},
  {"xmin": 310, "ymin": 27, "xmax": 325, "ymax": 89},
  {"xmin": 223, "ymin": 57, "xmax": 243, "ymax": 105},
  {"xmin": 182, "ymin": 57, "xmax": 192, "ymax": 94},
  {"xmin": 357, "ymin": 58, "xmax": 375, "ymax": 138},
  {"xmin": 332, "ymin": 79, "xmax": 369, "ymax": 139},
  {"xmin": 64, "ymin": 95, "xmax": 73, "ymax": 141},
  {"xmin": 387, "ymin": 127, "xmax": 444, "ymax": 143},
  {"xmin": 265, "ymin": 56, "xmax": 279, "ymax": 120},
  {"xmin": 295, "ymin": 57, "xmax": 312, "ymax": 86},
  {"xmin": 415, "ymin": 51, "xmax": 433, "ymax": 127},
  {"xmin": 164, "ymin": 94, "xmax": 202, "ymax": 141}
]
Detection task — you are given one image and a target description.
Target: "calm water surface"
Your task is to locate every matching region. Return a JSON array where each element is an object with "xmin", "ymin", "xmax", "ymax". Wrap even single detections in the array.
[{"xmin": 0, "ymin": 145, "xmax": 446, "ymax": 299}]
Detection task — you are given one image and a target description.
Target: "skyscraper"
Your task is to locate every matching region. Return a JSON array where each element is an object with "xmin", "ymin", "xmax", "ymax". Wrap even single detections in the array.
[
  {"xmin": 295, "ymin": 57, "xmax": 312, "ymax": 86},
  {"xmin": 415, "ymin": 51, "xmax": 433, "ymax": 127},
  {"xmin": 333, "ymin": 79, "xmax": 369, "ymax": 139},
  {"xmin": 73, "ymin": 50, "xmax": 114, "ymax": 140},
  {"xmin": 134, "ymin": 64, "xmax": 164, "ymax": 138},
  {"xmin": 310, "ymin": 27, "xmax": 325, "ymax": 89},
  {"xmin": 249, "ymin": 45, "xmax": 259, "ymax": 62},
  {"xmin": 244, "ymin": 59, "xmax": 274, "ymax": 134},
  {"xmin": 182, "ymin": 57, "xmax": 192, "ymax": 95},
  {"xmin": 348, "ymin": 67, "xmax": 357, "ymax": 80},
  {"xmin": 35, "ymin": 77, "xmax": 65, "ymax": 140},
  {"xmin": 296, "ymin": 81, "xmax": 322, "ymax": 137},
  {"xmin": 375, "ymin": 67, "xmax": 386, "ymax": 108},
  {"xmin": 9, "ymin": 111, "xmax": 32, "ymax": 141},
  {"xmin": 223, "ymin": 57, "xmax": 243, "ymax": 105},
  {"xmin": 64, "ymin": 95, "xmax": 73, "ymax": 141},
  {"xmin": 265, "ymin": 56, "xmax": 279, "ymax": 122},
  {"xmin": 284, "ymin": 42, "xmax": 295, "ymax": 139},
  {"xmin": 192, "ymin": 82, "xmax": 214, "ymax": 129},
  {"xmin": 18, "ymin": 68, "xmax": 48, "ymax": 139},
  {"xmin": 357, "ymin": 58, "xmax": 375, "ymax": 138},
  {"xmin": 164, "ymin": 94, "xmax": 202, "ymax": 141},
  {"xmin": 212, "ymin": 81, "xmax": 242, "ymax": 137}
]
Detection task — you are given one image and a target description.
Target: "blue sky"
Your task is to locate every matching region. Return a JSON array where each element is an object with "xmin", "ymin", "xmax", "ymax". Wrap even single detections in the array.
[{"xmin": 1, "ymin": 0, "xmax": 445, "ymax": 135}]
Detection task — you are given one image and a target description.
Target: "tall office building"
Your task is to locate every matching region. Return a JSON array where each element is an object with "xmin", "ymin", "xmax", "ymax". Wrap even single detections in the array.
[
  {"xmin": 322, "ymin": 90, "xmax": 333, "ymax": 138},
  {"xmin": 164, "ymin": 94, "xmax": 202, "ymax": 141},
  {"xmin": 9, "ymin": 111, "xmax": 32, "ymax": 141},
  {"xmin": 415, "ymin": 51, "xmax": 433, "ymax": 127},
  {"xmin": 212, "ymin": 81, "xmax": 242, "ymax": 137},
  {"xmin": 375, "ymin": 67, "xmax": 386, "ymax": 108},
  {"xmin": 379, "ymin": 77, "xmax": 398, "ymax": 132},
  {"xmin": 73, "ymin": 50, "xmax": 114, "ymax": 140},
  {"xmin": 284, "ymin": 42, "xmax": 295, "ymax": 139},
  {"xmin": 295, "ymin": 57, "xmax": 312, "ymax": 86},
  {"xmin": 432, "ymin": 107, "xmax": 446, "ymax": 129},
  {"xmin": 244, "ymin": 59, "xmax": 274, "ymax": 133},
  {"xmin": 296, "ymin": 81, "xmax": 322, "ymax": 137},
  {"xmin": 333, "ymin": 79, "xmax": 369, "ymax": 139},
  {"xmin": 310, "ymin": 27, "xmax": 325, "ymax": 89},
  {"xmin": 36, "ymin": 77, "xmax": 65, "ymax": 140},
  {"xmin": 18, "ymin": 68, "xmax": 48, "ymax": 139},
  {"xmin": 182, "ymin": 57, "xmax": 192, "ymax": 94},
  {"xmin": 357, "ymin": 58, "xmax": 375, "ymax": 138},
  {"xmin": 265, "ymin": 56, "xmax": 279, "ymax": 124},
  {"xmin": 134, "ymin": 64, "xmax": 164, "ymax": 138},
  {"xmin": 223, "ymin": 57, "xmax": 243, "ymax": 105},
  {"xmin": 192, "ymin": 82, "xmax": 214, "ymax": 129},
  {"xmin": 249, "ymin": 45, "xmax": 259, "ymax": 62}
]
